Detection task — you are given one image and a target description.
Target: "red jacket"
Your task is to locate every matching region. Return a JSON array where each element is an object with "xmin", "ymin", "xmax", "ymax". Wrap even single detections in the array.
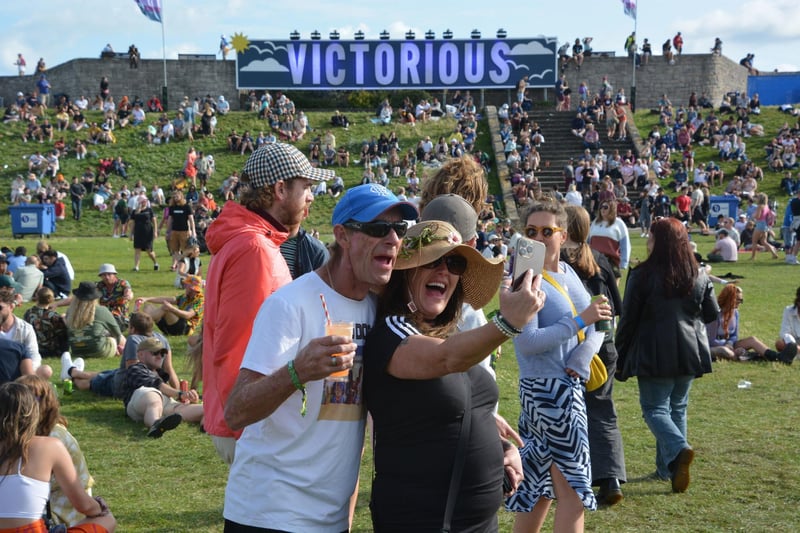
[{"xmin": 202, "ymin": 201, "xmax": 292, "ymax": 439}]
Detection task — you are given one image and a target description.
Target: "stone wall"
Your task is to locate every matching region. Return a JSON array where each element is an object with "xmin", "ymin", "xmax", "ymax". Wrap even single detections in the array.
[{"xmin": 0, "ymin": 53, "xmax": 747, "ymax": 112}]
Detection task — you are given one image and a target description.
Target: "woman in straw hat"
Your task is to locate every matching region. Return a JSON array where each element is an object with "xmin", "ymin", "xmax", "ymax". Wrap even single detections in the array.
[
  {"xmin": 364, "ymin": 220, "xmax": 545, "ymax": 532},
  {"xmin": 506, "ymin": 201, "xmax": 612, "ymax": 530}
]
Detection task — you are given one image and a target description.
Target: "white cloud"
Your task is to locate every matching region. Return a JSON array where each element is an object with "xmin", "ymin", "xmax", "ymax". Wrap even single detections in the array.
[{"xmin": 240, "ymin": 58, "xmax": 288, "ymax": 73}]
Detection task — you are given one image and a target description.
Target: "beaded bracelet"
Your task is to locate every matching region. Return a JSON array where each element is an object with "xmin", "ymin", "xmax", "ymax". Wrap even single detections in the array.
[
  {"xmin": 287, "ymin": 360, "xmax": 307, "ymax": 417},
  {"xmin": 496, "ymin": 312, "xmax": 522, "ymax": 335},
  {"xmin": 574, "ymin": 315, "xmax": 586, "ymax": 330},
  {"xmin": 492, "ymin": 313, "xmax": 520, "ymax": 338}
]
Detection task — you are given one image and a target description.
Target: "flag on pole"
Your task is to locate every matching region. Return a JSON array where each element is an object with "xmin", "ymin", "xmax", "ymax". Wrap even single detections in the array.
[
  {"xmin": 621, "ymin": 0, "xmax": 637, "ymax": 19},
  {"xmin": 134, "ymin": 0, "xmax": 163, "ymax": 23}
]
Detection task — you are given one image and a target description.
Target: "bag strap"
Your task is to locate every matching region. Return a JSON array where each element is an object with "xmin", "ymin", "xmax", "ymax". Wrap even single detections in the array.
[
  {"xmin": 442, "ymin": 373, "xmax": 472, "ymax": 533},
  {"xmin": 541, "ymin": 270, "xmax": 585, "ymax": 343}
]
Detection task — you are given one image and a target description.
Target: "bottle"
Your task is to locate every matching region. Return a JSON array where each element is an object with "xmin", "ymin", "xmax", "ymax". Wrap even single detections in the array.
[
  {"xmin": 737, "ymin": 380, "xmax": 752, "ymax": 389},
  {"xmin": 592, "ymin": 295, "xmax": 612, "ymax": 331},
  {"xmin": 63, "ymin": 379, "xmax": 73, "ymax": 395}
]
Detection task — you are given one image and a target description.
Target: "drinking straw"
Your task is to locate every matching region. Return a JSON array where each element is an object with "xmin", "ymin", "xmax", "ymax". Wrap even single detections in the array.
[{"xmin": 319, "ymin": 293, "xmax": 332, "ymax": 325}]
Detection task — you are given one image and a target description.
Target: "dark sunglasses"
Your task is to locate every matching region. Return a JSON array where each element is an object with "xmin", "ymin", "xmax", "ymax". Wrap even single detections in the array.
[
  {"xmin": 600, "ymin": 204, "xmax": 610, "ymax": 210},
  {"xmin": 343, "ymin": 220, "xmax": 408, "ymax": 238},
  {"xmin": 422, "ymin": 254, "xmax": 467, "ymax": 276},
  {"xmin": 525, "ymin": 225, "xmax": 564, "ymax": 239}
]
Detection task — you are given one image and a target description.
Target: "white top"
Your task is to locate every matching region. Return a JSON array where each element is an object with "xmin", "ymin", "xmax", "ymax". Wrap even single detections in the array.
[
  {"xmin": 780, "ymin": 305, "xmax": 800, "ymax": 342},
  {"xmin": 224, "ymin": 273, "xmax": 373, "ymax": 532}
]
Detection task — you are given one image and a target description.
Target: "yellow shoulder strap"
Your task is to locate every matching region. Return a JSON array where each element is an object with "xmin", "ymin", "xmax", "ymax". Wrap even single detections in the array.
[{"xmin": 541, "ymin": 270, "xmax": 586, "ymax": 343}]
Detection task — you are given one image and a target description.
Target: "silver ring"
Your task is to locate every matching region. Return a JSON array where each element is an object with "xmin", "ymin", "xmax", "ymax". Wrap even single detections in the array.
[{"xmin": 331, "ymin": 356, "xmax": 339, "ymax": 367}]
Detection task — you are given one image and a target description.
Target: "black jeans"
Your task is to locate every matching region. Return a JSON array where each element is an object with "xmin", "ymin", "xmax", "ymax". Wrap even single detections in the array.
[{"xmin": 224, "ymin": 519, "xmax": 347, "ymax": 533}]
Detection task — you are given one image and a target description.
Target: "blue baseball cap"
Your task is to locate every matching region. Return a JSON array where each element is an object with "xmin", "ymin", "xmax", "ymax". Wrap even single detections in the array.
[{"xmin": 332, "ymin": 184, "xmax": 418, "ymax": 226}]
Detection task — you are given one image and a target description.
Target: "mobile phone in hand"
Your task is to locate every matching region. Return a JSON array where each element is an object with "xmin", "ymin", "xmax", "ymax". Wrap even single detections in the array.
[{"xmin": 511, "ymin": 237, "xmax": 545, "ymax": 291}]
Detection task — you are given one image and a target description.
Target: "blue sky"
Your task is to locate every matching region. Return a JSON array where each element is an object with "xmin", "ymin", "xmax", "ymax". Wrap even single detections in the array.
[{"xmin": 3, "ymin": 0, "xmax": 798, "ymax": 77}]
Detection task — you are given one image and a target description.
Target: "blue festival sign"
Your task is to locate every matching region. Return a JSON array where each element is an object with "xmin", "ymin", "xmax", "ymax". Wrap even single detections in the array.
[{"xmin": 235, "ymin": 37, "xmax": 557, "ymax": 90}]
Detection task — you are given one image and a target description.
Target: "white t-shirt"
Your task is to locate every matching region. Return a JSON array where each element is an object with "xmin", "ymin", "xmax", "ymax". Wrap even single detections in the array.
[{"xmin": 224, "ymin": 272, "xmax": 373, "ymax": 532}]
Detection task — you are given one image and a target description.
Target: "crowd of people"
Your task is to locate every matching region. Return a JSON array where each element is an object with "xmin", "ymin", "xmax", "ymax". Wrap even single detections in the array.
[{"xmin": 1, "ymin": 54, "xmax": 799, "ymax": 530}]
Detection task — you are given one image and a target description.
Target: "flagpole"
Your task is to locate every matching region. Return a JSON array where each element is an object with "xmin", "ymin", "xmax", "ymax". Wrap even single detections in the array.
[
  {"xmin": 161, "ymin": 1, "xmax": 168, "ymax": 109},
  {"xmin": 631, "ymin": 7, "xmax": 637, "ymax": 112}
]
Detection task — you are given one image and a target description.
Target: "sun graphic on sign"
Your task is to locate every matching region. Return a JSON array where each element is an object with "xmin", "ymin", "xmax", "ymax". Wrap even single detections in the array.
[{"xmin": 231, "ymin": 33, "xmax": 250, "ymax": 54}]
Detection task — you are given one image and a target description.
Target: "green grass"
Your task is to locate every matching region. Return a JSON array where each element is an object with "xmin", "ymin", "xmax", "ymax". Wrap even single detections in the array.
[{"xmin": 5, "ymin": 106, "xmax": 800, "ymax": 531}]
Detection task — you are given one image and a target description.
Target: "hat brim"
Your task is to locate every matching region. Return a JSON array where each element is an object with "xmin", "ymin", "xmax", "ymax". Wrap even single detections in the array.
[
  {"xmin": 395, "ymin": 243, "xmax": 505, "ymax": 310},
  {"xmin": 345, "ymin": 199, "xmax": 418, "ymax": 224}
]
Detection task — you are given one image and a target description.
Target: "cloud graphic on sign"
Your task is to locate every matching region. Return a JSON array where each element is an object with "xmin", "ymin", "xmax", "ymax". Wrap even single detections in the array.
[
  {"xmin": 508, "ymin": 41, "xmax": 552, "ymax": 56},
  {"xmin": 241, "ymin": 58, "xmax": 289, "ymax": 72},
  {"xmin": 506, "ymin": 60, "xmax": 530, "ymax": 72},
  {"xmin": 527, "ymin": 69, "xmax": 554, "ymax": 80}
]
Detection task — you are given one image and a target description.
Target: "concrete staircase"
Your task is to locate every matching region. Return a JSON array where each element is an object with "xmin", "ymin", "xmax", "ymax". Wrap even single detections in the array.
[{"xmin": 524, "ymin": 109, "xmax": 636, "ymax": 191}]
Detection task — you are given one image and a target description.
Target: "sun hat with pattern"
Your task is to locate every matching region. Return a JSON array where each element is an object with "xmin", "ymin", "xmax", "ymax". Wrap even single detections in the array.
[
  {"xmin": 394, "ymin": 220, "xmax": 505, "ymax": 310},
  {"xmin": 182, "ymin": 274, "xmax": 203, "ymax": 290},
  {"xmin": 242, "ymin": 143, "xmax": 334, "ymax": 188}
]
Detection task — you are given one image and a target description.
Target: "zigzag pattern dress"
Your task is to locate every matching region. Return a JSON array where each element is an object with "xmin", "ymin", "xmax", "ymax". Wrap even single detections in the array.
[{"xmin": 505, "ymin": 265, "xmax": 598, "ymax": 512}]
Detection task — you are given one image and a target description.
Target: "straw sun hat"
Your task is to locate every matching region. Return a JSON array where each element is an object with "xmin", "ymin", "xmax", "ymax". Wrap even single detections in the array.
[{"xmin": 394, "ymin": 220, "xmax": 505, "ymax": 310}]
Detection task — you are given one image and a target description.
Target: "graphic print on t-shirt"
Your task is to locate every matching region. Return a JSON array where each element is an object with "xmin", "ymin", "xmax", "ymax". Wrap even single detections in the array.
[{"xmin": 319, "ymin": 321, "xmax": 369, "ymax": 421}]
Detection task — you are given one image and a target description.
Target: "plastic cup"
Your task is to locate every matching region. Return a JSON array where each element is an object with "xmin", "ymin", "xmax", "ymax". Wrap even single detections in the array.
[{"xmin": 326, "ymin": 321, "xmax": 353, "ymax": 381}]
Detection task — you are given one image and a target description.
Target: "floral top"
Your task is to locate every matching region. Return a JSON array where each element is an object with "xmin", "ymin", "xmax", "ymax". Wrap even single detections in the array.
[
  {"xmin": 97, "ymin": 279, "xmax": 132, "ymax": 320},
  {"xmin": 175, "ymin": 291, "xmax": 204, "ymax": 335}
]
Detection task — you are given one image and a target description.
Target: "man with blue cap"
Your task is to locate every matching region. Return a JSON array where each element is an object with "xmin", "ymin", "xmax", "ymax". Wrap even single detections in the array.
[{"xmin": 223, "ymin": 184, "xmax": 417, "ymax": 532}]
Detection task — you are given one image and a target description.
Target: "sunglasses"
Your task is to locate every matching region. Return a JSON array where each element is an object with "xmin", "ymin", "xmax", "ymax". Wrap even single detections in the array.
[
  {"xmin": 525, "ymin": 225, "xmax": 564, "ymax": 239},
  {"xmin": 343, "ymin": 220, "xmax": 408, "ymax": 238},
  {"xmin": 600, "ymin": 204, "xmax": 610, "ymax": 210},
  {"xmin": 421, "ymin": 254, "xmax": 468, "ymax": 276}
]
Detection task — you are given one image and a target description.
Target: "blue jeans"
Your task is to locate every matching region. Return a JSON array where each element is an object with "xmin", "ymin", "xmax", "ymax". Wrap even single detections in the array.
[{"xmin": 637, "ymin": 376, "xmax": 693, "ymax": 479}]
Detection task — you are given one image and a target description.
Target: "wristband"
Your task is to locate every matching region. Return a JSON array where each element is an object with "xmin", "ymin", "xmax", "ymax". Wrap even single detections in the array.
[
  {"xmin": 287, "ymin": 360, "xmax": 307, "ymax": 417},
  {"xmin": 177, "ymin": 390, "xmax": 183, "ymax": 401},
  {"xmin": 574, "ymin": 315, "xmax": 586, "ymax": 330}
]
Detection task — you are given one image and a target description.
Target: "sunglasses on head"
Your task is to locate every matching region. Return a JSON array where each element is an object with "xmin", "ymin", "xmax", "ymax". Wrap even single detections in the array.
[
  {"xmin": 525, "ymin": 225, "xmax": 564, "ymax": 239},
  {"xmin": 421, "ymin": 254, "xmax": 467, "ymax": 276},
  {"xmin": 343, "ymin": 220, "xmax": 408, "ymax": 238}
]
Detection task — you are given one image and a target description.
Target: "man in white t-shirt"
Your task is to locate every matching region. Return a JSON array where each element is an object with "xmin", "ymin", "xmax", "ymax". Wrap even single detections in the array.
[{"xmin": 222, "ymin": 184, "xmax": 418, "ymax": 532}]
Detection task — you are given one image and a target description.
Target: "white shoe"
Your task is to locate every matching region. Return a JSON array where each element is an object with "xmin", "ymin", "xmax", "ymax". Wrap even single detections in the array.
[
  {"xmin": 785, "ymin": 255, "xmax": 798, "ymax": 264},
  {"xmin": 60, "ymin": 352, "xmax": 73, "ymax": 380},
  {"xmin": 74, "ymin": 358, "xmax": 85, "ymax": 373}
]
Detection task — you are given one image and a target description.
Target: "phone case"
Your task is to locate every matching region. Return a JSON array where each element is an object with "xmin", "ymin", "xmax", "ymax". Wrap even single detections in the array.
[{"xmin": 512, "ymin": 237, "xmax": 546, "ymax": 287}]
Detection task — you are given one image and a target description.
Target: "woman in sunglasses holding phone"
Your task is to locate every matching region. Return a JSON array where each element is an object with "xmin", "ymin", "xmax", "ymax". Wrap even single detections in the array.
[
  {"xmin": 364, "ymin": 220, "xmax": 544, "ymax": 532},
  {"xmin": 507, "ymin": 201, "xmax": 612, "ymax": 532},
  {"xmin": 588, "ymin": 197, "xmax": 631, "ymax": 280}
]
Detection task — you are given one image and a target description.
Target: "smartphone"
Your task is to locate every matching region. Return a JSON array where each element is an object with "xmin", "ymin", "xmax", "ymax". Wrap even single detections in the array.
[{"xmin": 511, "ymin": 237, "xmax": 545, "ymax": 291}]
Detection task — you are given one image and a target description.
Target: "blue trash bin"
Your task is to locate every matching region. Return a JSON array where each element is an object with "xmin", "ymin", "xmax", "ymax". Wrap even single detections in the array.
[
  {"xmin": 707, "ymin": 195, "xmax": 740, "ymax": 227},
  {"xmin": 9, "ymin": 204, "xmax": 56, "ymax": 238}
]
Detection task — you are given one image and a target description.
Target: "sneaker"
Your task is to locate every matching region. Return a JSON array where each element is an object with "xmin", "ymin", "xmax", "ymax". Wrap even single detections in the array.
[
  {"xmin": 154, "ymin": 263, "xmax": 160, "ymax": 271},
  {"xmin": 59, "ymin": 352, "xmax": 73, "ymax": 380},
  {"xmin": 147, "ymin": 413, "xmax": 182, "ymax": 438},
  {"xmin": 133, "ymin": 266, "xmax": 139, "ymax": 272},
  {"xmin": 73, "ymin": 357, "xmax": 85, "ymax": 373},
  {"xmin": 113, "ymin": 234, "xmax": 120, "ymax": 239}
]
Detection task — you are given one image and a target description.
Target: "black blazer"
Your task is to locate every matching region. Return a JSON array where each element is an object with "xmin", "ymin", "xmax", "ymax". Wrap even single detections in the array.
[{"xmin": 615, "ymin": 267, "xmax": 718, "ymax": 380}]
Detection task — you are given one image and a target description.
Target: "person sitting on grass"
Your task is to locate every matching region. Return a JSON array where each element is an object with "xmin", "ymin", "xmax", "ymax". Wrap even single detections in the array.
[
  {"xmin": 0, "ymin": 382, "xmax": 117, "ymax": 532},
  {"xmin": 706, "ymin": 284, "xmax": 796, "ymax": 363},
  {"xmin": 23, "ymin": 287, "xmax": 69, "ymax": 360},
  {"xmin": 119, "ymin": 337, "xmax": 203, "ymax": 438},
  {"xmin": 0, "ymin": 292, "xmax": 52, "ymax": 380},
  {"xmin": 139, "ymin": 275, "xmax": 204, "ymax": 337},
  {"xmin": 65, "ymin": 282, "xmax": 125, "ymax": 360},
  {"xmin": 775, "ymin": 286, "xmax": 800, "ymax": 362},
  {"xmin": 16, "ymin": 375, "xmax": 96, "ymax": 528}
]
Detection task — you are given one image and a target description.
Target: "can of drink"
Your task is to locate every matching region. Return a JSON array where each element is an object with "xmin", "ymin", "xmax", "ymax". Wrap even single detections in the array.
[
  {"xmin": 63, "ymin": 379, "xmax": 73, "ymax": 395},
  {"xmin": 180, "ymin": 380, "xmax": 189, "ymax": 403},
  {"xmin": 592, "ymin": 295, "xmax": 612, "ymax": 332}
]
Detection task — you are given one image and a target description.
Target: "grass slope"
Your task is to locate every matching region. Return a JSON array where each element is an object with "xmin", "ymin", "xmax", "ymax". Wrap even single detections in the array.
[{"xmin": 2, "ymin": 105, "xmax": 799, "ymax": 531}]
